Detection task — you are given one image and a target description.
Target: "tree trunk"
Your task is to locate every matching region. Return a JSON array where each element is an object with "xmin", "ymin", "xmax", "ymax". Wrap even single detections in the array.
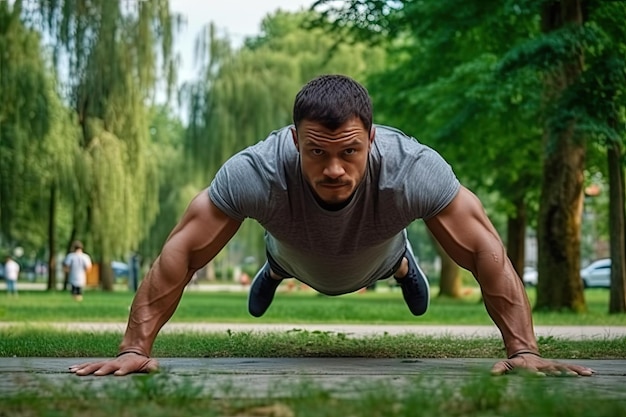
[
  {"xmin": 46, "ymin": 183, "xmax": 57, "ymax": 291},
  {"xmin": 506, "ymin": 200, "xmax": 527, "ymax": 280},
  {"xmin": 431, "ymin": 234, "xmax": 462, "ymax": 298},
  {"xmin": 535, "ymin": 0, "xmax": 587, "ymax": 312},
  {"xmin": 607, "ymin": 141, "xmax": 626, "ymax": 313},
  {"xmin": 100, "ymin": 255, "xmax": 114, "ymax": 291}
]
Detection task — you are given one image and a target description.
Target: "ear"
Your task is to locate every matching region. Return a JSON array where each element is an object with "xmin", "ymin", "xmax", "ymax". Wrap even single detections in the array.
[
  {"xmin": 369, "ymin": 126, "xmax": 376, "ymax": 148},
  {"xmin": 291, "ymin": 126, "xmax": 299, "ymax": 152}
]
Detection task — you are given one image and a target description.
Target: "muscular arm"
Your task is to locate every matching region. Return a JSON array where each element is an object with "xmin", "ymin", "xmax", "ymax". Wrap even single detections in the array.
[
  {"xmin": 70, "ymin": 189, "xmax": 241, "ymax": 375},
  {"xmin": 120, "ymin": 190, "xmax": 241, "ymax": 356},
  {"xmin": 425, "ymin": 186, "xmax": 538, "ymax": 357}
]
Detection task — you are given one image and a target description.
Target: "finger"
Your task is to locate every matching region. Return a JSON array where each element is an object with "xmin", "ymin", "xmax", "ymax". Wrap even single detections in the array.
[
  {"xmin": 559, "ymin": 364, "xmax": 595, "ymax": 377},
  {"xmin": 69, "ymin": 361, "xmax": 109, "ymax": 375},
  {"xmin": 490, "ymin": 360, "xmax": 513, "ymax": 375},
  {"xmin": 113, "ymin": 358, "xmax": 159, "ymax": 376},
  {"xmin": 76, "ymin": 363, "xmax": 117, "ymax": 376},
  {"xmin": 69, "ymin": 361, "xmax": 99, "ymax": 372},
  {"xmin": 535, "ymin": 361, "xmax": 595, "ymax": 377}
]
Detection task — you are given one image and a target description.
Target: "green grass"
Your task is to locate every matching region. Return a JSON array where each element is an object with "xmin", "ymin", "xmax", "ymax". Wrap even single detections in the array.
[
  {"xmin": 0, "ymin": 287, "xmax": 622, "ymax": 325},
  {"xmin": 1, "ymin": 327, "xmax": 624, "ymax": 358},
  {"xmin": 1, "ymin": 287, "xmax": 624, "ymax": 359},
  {"xmin": 1, "ymin": 371, "xmax": 624, "ymax": 416}
]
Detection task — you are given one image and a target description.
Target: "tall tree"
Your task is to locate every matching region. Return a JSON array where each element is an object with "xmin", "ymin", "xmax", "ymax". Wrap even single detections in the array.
[
  {"xmin": 0, "ymin": 0, "xmax": 76, "ymax": 290},
  {"xmin": 534, "ymin": 0, "xmax": 587, "ymax": 312},
  {"xmin": 312, "ymin": 0, "xmax": 544, "ymax": 296},
  {"xmin": 27, "ymin": 0, "xmax": 180, "ymax": 290},
  {"xmin": 0, "ymin": 1, "xmax": 52, "ymax": 248},
  {"xmin": 575, "ymin": 2, "xmax": 626, "ymax": 313}
]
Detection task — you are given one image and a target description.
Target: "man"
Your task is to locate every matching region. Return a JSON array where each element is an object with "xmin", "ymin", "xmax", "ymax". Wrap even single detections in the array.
[
  {"xmin": 63, "ymin": 240, "xmax": 93, "ymax": 302},
  {"xmin": 4, "ymin": 255, "xmax": 20, "ymax": 296},
  {"xmin": 70, "ymin": 74, "xmax": 594, "ymax": 377}
]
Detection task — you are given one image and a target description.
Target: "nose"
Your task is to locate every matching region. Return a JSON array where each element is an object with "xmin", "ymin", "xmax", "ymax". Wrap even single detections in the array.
[{"xmin": 323, "ymin": 158, "xmax": 345, "ymax": 179}]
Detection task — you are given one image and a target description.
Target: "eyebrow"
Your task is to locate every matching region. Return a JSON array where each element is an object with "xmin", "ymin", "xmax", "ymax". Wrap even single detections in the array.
[{"xmin": 302, "ymin": 137, "xmax": 365, "ymax": 148}]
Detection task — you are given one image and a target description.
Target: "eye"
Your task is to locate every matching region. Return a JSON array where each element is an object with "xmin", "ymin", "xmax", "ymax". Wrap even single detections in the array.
[
  {"xmin": 344, "ymin": 148, "xmax": 357, "ymax": 156},
  {"xmin": 311, "ymin": 149, "xmax": 324, "ymax": 156}
]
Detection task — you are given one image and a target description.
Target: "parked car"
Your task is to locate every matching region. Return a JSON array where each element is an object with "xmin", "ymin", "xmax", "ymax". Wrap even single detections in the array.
[
  {"xmin": 580, "ymin": 258, "xmax": 611, "ymax": 288},
  {"xmin": 522, "ymin": 266, "xmax": 538, "ymax": 287},
  {"xmin": 111, "ymin": 261, "xmax": 129, "ymax": 281}
]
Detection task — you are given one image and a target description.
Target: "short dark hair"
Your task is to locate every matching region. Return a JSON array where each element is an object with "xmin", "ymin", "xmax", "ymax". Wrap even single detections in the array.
[
  {"xmin": 72, "ymin": 240, "xmax": 84, "ymax": 250},
  {"xmin": 293, "ymin": 74, "xmax": 373, "ymax": 132}
]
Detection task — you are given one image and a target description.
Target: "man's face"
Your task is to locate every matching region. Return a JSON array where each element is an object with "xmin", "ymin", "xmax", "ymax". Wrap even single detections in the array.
[{"xmin": 291, "ymin": 117, "xmax": 375, "ymax": 205}]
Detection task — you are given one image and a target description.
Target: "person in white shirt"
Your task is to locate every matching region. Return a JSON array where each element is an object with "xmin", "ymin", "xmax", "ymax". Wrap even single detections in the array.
[
  {"xmin": 4, "ymin": 255, "xmax": 20, "ymax": 296},
  {"xmin": 63, "ymin": 240, "xmax": 93, "ymax": 301}
]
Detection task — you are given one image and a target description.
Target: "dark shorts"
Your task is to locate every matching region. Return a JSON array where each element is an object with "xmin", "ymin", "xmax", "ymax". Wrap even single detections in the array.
[
  {"xmin": 266, "ymin": 248, "xmax": 407, "ymax": 282},
  {"xmin": 71, "ymin": 285, "xmax": 83, "ymax": 295}
]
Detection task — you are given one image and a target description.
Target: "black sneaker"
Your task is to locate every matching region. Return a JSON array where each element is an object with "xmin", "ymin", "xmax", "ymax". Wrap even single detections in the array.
[
  {"xmin": 395, "ymin": 249, "xmax": 430, "ymax": 316},
  {"xmin": 248, "ymin": 262, "xmax": 283, "ymax": 317}
]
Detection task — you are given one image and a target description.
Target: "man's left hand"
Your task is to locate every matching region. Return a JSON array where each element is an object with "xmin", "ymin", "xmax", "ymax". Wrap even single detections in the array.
[{"xmin": 491, "ymin": 353, "xmax": 595, "ymax": 376}]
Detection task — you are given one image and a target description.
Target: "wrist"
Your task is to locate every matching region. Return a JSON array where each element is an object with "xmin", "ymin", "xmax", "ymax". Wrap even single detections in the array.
[
  {"xmin": 508, "ymin": 349, "xmax": 541, "ymax": 360},
  {"xmin": 117, "ymin": 348, "xmax": 150, "ymax": 358}
]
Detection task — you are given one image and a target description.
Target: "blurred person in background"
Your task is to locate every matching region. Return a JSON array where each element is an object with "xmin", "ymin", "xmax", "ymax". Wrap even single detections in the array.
[
  {"xmin": 4, "ymin": 254, "xmax": 20, "ymax": 296},
  {"xmin": 63, "ymin": 240, "xmax": 92, "ymax": 302}
]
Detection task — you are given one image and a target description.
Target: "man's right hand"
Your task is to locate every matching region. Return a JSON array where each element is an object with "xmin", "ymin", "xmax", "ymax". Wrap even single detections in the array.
[{"xmin": 69, "ymin": 353, "xmax": 159, "ymax": 376}]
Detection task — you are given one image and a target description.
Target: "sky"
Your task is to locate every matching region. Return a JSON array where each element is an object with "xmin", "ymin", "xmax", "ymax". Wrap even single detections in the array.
[{"xmin": 169, "ymin": 0, "xmax": 316, "ymax": 85}]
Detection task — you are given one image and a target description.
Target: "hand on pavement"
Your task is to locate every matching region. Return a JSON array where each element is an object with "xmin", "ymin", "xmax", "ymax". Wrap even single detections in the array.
[
  {"xmin": 491, "ymin": 353, "xmax": 595, "ymax": 376},
  {"xmin": 69, "ymin": 353, "xmax": 159, "ymax": 376}
]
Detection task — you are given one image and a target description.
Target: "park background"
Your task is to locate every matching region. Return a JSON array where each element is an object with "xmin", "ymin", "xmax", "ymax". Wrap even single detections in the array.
[{"xmin": 0, "ymin": 0, "xmax": 625, "ymax": 315}]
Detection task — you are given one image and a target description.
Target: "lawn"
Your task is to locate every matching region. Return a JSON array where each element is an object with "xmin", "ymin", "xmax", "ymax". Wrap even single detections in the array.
[
  {"xmin": 0, "ymin": 286, "xmax": 622, "ymax": 326},
  {"xmin": 0, "ymin": 286, "xmax": 624, "ymax": 358}
]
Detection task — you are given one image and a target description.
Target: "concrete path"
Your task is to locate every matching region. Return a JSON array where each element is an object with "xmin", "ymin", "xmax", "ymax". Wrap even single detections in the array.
[{"xmin": 2, "ymin": 321, "xmax": 626, "ymax": 340}]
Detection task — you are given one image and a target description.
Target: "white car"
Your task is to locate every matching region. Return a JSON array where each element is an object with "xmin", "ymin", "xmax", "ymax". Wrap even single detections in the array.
[
  {"xmin": 580, "ymin": 258, "xmax": 611, "ymax": 288},
  {"xmin": 522, "ymin": 266, "xmax": 538, "ymax": 287}
]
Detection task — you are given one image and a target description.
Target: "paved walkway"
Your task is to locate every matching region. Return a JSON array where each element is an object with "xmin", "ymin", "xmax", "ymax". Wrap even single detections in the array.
[{"xmin": 2, "ymin": 321, "xmax": 626, "ymax": 340}]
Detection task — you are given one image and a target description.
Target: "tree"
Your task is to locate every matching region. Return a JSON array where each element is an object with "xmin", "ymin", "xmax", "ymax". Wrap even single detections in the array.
[
  {"xmin": 0, "ymin": 1, "xmax": 76, "ymax": 289},
  {"xmin": 312, "ymin": 0, "xmax": 544, "ymax": 296},
  {"xmin": 575, "ymin": 2, "xmax": 626, "ymax": 313},
  {"xmin": 500, "ymin": 0, "xmax": 626, "ymax": 312},
  {"xmin": 26, "ymin": 0, "xmax": 180, "ymax": 290}
]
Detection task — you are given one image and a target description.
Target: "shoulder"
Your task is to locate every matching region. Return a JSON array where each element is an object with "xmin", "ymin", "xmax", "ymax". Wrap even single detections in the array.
[
  {"xmin": 372, "ymin": 124, "xmax": 452, "ymax": 170},
  {"xmin": 213, "ymin": 127, "xmax": 292, "ymax": 184},
  {"xmin": 229, "ymin": 126, "xmax": 294, "ymax": 164}
]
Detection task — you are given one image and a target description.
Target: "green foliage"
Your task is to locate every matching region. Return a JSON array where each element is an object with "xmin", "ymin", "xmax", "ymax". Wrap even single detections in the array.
[
  {"xmin": 0, "ymin": 2, "xmax": 75, "ymax": 256},
  {"xmin": 4, "ymin": 0, "xmax": 185, "ymax": 280}
]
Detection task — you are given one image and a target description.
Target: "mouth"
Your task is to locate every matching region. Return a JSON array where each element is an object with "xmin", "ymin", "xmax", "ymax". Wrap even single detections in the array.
[
  {"xmin": 319, "ymin": 181, "xmax": 349, "ymax": 189},
  {"xmin": 321, "ymin": 183, "xmax": 347, "ymax": 189}
]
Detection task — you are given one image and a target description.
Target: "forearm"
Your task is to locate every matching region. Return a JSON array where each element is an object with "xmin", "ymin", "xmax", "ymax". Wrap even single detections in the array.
[
  {"xmin": 475, "ymin": 252, "xmax": 539, "ymax": 357},
  {"xmin": 118, "ymin": 251, "xmax": 193, "ymax": 356},
  {"xmin": 116, "ymin": 193, "xmax": 241, "ymax": 356},
  {"xmin": 425, "ymin": 187, "xmax": 539, "ymax": 357}
]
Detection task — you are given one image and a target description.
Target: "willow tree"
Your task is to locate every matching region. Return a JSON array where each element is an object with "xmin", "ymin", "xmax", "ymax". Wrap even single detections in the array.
[
  {"xmin": 184, "ymin": 10, "xmax": 386, "ymax": 275},
  {"xmin": 0, "ymin": 1, "xmax": 52, "ymax": 248},
  {"xmin": 25, "ymin": 0, "xmax": 180, "ymax": 290},
  {"xmin": 0, "ymin": 1, "xmax": 76, "ymax": 288}
]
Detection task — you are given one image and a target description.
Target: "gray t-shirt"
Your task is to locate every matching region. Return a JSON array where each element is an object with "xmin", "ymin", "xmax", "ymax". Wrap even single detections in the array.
[{"xmin": 209, "ymin": 124, "xmax": 460, "ymax": 295}]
